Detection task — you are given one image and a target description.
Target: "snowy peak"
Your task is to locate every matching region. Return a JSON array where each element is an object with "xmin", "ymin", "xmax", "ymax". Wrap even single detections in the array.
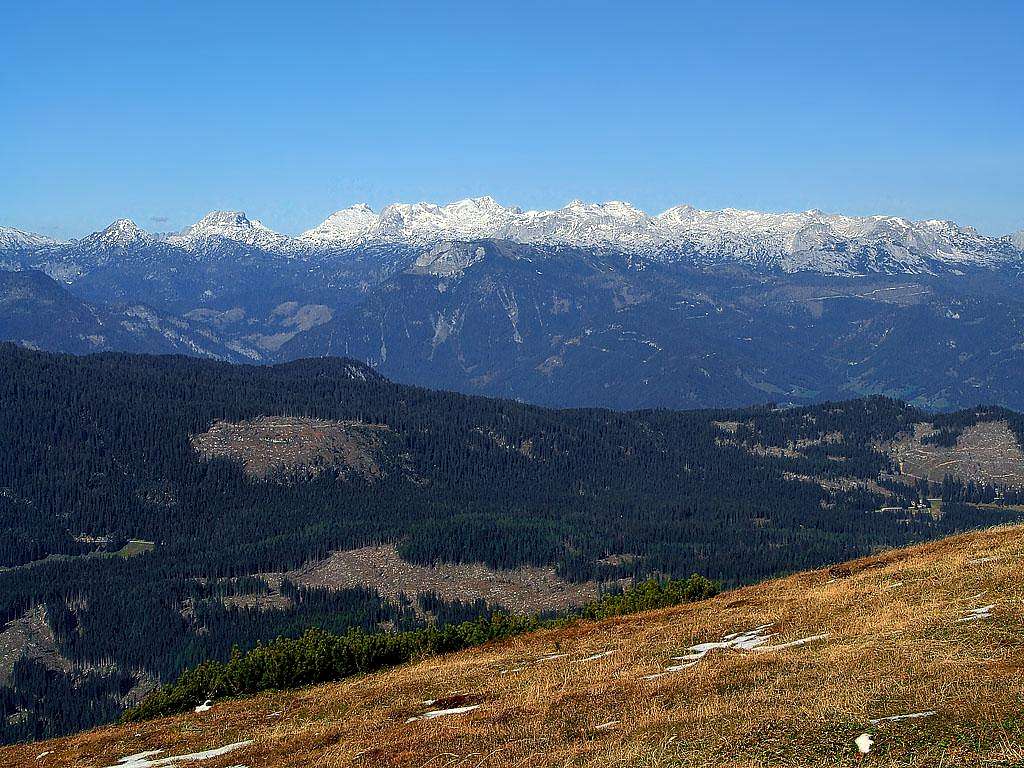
[
  {"xmin": 169, "ymin": 210, "xmax": 288, "ymax": 252},
  {"xmin": 1012, "ymin": 230, "xmax": 1024, "ymax": 251},
  {"xmin": 0, "ymin": 226, "xmax": 63, "ymax": 251},
  {"xmin": 178, "ymin": 210, "xmax": 265, "ymax": 236},
  {"xmin": 171, "ymin": 199, "xmax": 1024, "ymax": 274},
  {"xmin": 300, "ymin": 204, "xmax": 379, "ymax": 244},
  {"xmin": 85, "ymin": 219, "xmax": 153, "ymax": 249}
]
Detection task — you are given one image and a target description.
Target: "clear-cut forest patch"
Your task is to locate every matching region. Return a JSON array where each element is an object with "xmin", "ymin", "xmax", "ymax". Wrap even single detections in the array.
[
  {"xmin": 191, "ymin": 416, "xmax": 392, "ymax": 480},
  {"xmin": 888, "ymin": 420, "xmax": 1024, "ymax": 485},
  {"xmin": 277, "ymin": 544, "xmax": 603, "ymax": 615}
]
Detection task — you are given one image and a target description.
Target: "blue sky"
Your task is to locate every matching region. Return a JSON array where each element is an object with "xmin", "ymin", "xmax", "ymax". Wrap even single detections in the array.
[{"xmin": 2, "ymin": 0, "xmax": 1021, "ymax": 238}]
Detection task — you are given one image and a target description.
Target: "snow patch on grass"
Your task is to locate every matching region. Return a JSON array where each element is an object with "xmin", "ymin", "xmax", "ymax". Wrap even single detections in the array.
[
  {"xmin": 405, "ymin": 704, "xmax": 481, "ymax": 723},
  {"xmin": 578, "ymin": 650, "xmax": 616, "ymax": 662},
  {"xmin": 869, "ymin": 710, "xmax": 937, "ymax": 724},
  {"xmin": 107, "ymin": 741, "xmax": 252, "ymax": 768},
  {"xmin": 649, "ymin": 624, "xmax": 827, "ymax": 676},
  {"xmin": 855, "ymin": 733, "xmax": 874, "ymax": 754},
  {"xmin": 958, "ymin": 604, "xmax": 995, "ymax": 622}
]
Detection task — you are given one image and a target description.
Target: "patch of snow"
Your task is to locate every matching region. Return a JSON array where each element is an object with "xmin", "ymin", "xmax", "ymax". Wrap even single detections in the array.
[
  {"xmin": 753, "ymin": 633, "xmax": 830, "ymax": 651},
  {"xmin": 405, "ymin": 704, "xmax": 481, "ymax": 723},
  {"xmin": 106, "ymin": 741, "xmax": 252, "ymax": 768},
  {"xmin": 194, "ymin": 699, "xmax": 212, "ymax": 713},
  {"xmin": 594, "ymin": 720, "xmax": 619, "ymax": 730},
  {"xmin": 578, "ymin": 650, "xmax": 616, "ymax": 662},
  {"xmin": 118, "ymin": 751, "xmax": 163, "ymax": 763},
  {"xmin": 671, "ymin": 624, "xmax": 776, "ymax": 662},
  {"xmin": 657, "ymin": 624, "xmax": 826, "ymax": 674},
  {"xmin": 958, "ymin": 604, "xmax": 995, "ymax": 622},
  {"xmin": 855, "ymin": 733, "xmax": 874, "ymax": 754},
  {"xmin": 869, "ymin": 710, "xmax": 938, "ymax": 724}
]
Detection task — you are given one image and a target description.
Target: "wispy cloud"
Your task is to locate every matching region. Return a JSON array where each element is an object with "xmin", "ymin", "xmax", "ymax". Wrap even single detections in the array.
[{"xmin": 150, "ymin": 215, "xmax": 169, "ymax": 225}]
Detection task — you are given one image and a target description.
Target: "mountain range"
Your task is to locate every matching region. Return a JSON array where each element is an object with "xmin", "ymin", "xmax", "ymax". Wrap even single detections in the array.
[
  {"xmin": 7, "ymin": 198, "xmax": 1024, "ymax": 273},
  {"xmin": 3, "ymin": 198, "xmax": 1024, "ymax": 410}
]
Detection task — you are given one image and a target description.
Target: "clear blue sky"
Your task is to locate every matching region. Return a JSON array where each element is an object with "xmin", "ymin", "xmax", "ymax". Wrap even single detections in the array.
[{"xmin": 2, "ymin": 0, "xmax": 1021, "ymax": 238}]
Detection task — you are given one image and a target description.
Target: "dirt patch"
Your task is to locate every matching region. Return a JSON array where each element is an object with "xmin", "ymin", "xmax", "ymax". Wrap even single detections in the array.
[
  {"xmin": 889, "ymin": 421, "xmax": 1024, "ymax": 486},
  {"xmin": 271, "ymin": 544, "xmax": 603, "ymax": 615},
  {"xmin": 191, "ymin": 416, "xmax": 393, "ymax": 480}
]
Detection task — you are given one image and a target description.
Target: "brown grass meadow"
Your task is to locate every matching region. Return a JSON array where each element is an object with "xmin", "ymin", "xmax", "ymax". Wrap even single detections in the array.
[{"xmin": 5, "ymin": 524, "xmax": 1023, "ymax": 768}]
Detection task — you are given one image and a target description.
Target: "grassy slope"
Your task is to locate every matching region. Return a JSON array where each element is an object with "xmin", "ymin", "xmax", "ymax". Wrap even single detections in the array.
[{"xmin": 7, "ymin": 525, "xmax": 1023, "ymax": 768}]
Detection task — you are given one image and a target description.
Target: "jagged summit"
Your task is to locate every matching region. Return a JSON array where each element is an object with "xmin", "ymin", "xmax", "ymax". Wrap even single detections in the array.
[{"xmin": 85, "ymin": 218, "xmax": 152, "ymax": 248}]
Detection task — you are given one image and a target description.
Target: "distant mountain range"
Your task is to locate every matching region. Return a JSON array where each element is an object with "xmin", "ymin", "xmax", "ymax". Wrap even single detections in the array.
[
  {"xmin": 6, "ymin": 198, "xmax": 1023, "ymax": 274},
  {"xmin": 3, "ymin": 199, "xmax": 1024, "ymax": 410}
]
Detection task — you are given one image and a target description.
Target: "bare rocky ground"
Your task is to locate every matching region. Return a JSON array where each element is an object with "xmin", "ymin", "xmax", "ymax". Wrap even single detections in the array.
[
  {"xmin": 719, "ymin": 416, "xmax": 1024, "ymax": 498},
  {"xmin": 0, "ymin": 605, "xmax": 157, "ymax": 720}
]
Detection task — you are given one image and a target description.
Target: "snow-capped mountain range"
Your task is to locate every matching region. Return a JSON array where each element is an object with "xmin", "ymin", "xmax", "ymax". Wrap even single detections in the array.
[
  {"xmin": 0, "ymin": 226, "xmax": 63, "ymax": 251},
  {"xmin": 5, "ymin": 199, "xmax": 1024, "ymax": 414},
  {"xmin": 296, "ymin": 197, "xmax": 1024, "ymax": 274},
  {"xmin": 3, "ymin": 198, "xmax": 1022, "ymax": 276}
]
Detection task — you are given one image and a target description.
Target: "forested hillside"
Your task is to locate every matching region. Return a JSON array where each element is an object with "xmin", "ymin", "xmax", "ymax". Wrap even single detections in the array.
[{"xmin": 1, "ymin": 344, "xmax": 1023, "ymax": 743}]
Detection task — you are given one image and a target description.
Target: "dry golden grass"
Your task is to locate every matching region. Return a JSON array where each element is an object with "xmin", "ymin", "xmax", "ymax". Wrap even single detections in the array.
[{"xmin": 7, "ymin": 525, "xmax": 1024, "ymax": 768}]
